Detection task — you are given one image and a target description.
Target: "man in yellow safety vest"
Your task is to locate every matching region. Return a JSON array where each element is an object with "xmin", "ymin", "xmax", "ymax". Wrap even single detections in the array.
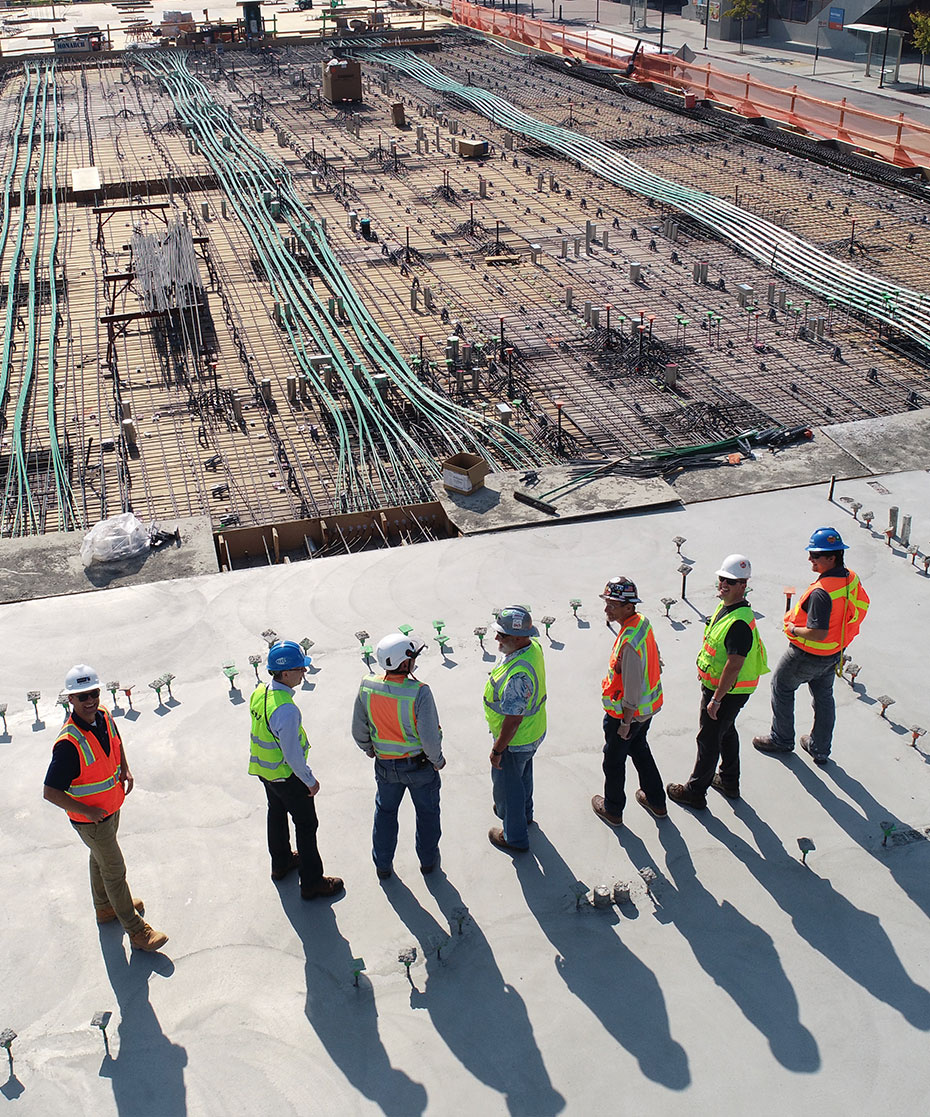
[
  {"xmin": 753, "ymin": 527, "xmax": 869, "ymax": 765},
  {"xmin": 485, "ymin": 605, "xmax": 547, "ymax": 853},
  {"xmin": 353, "ymin": 632, "xmax": 445, "ymax": 879},
  {"xmin": 667, "ymin": 554, "xmax": 768, "ymax": 809},
  {"xmin": 592, "ymin": 578, "xmax": 667, "ymax": 827}
]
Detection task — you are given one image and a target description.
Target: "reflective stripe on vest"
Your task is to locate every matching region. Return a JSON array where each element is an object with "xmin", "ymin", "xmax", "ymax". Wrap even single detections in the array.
[
  {"xmin": 602, "ymin": 614, "xmax": 663, "ymax": 718},
  {"xmin": 696, "ymin": 603, "xmax": 769, "ymax": 693},
  {"xmin": 359, "ymin": 674, "xmax": 423, "ymax": 758},
  {"xmin": 785, "ymin": 571, "xmax": 870, "ymax": 655},
  {"xmin": 58, "ymin": 709, "xmax": 126, "ymax": 823},
  {"xmin": 248, "ymin": 684, "xmax": 309, "ymax": 780},
  {"xmin": 483, "ymin": 639, "xmax": 547, "ymax": 747}
]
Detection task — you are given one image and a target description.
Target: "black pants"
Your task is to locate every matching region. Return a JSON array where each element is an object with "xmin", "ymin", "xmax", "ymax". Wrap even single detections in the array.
[
  {"xmin": 686, "ymin": 687, "xmax": 750, "ymax": 795},
  {"xmin": 602, "ymin": 714, "xmax": 665, "ymax": 816},
  {"xmin": 262, "ymin": 774, "xmax": 324, "ymax": 888}
]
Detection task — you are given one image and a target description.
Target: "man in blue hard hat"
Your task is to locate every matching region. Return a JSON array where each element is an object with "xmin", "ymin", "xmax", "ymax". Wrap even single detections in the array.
[
  {"xmin": 753, "ymin": 528, "xmax": 869, "ymax": 765},
  {"xmin": 249, "ymin": 640, "xmax": 344, "ymax": 899}
]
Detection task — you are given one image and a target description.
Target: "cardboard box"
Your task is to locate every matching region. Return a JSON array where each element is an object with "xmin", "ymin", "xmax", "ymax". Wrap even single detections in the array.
[
  {"xmin": 322, "ymin": 58, "xmax": 362, "ymax": 104},
  {"xmin": 441, "ymin": 453, "xmax": 489, "ymax": 495},
  {"xmin": 457, "ymin": 139, "xmax": 488, "ymax": 159}
]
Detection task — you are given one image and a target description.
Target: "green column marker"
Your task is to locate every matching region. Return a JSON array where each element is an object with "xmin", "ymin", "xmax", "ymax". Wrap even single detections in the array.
[
  {"xmin": 222, "ymin": 663, "xmax": 239, "ymax": 687},
  {"xmin": 436, "ymin": 634, "xmax": 450, "ymax": 655},
  {"xmin": 430, "ymin": 934, "xmax": 449, "ymax": 961},
  {"xmin": 361, "ymin": 645, "xmax": 373, "ymax": 667},
  {"xmin": 0, "ymin": 703, "xmax": 7, "ymax": 734},
  {"xmin": 249, "ymin": 655, "xmax": 262, "ymax": 682},
  {"xmin": 879, "ymin": 821, "xmax": 896, "ymax": 847},
  {"xmin": 679, "ymin": 563, "xmax": 692, "ymax": 599},
  {"xmin": 569, "ymin": 599, "xmax": 581, "ymax": 617},
  {"xmin": 27, "ymin": 691, "xmax": 40, "ymax": 720},
  {"xmin": 58, "ymin": 692, "xmax": 71, "ymax": 717},
  {"xmin": 122, "ymin": 686, "xmax": 135, "ymax": 711},
  {"xmin": 398, "ymin": 946, "xmax": 417, "ymax": 976},
  {"xmin": 541, "ymin": 615, "xmax": 555, "ymax": 637},
  {"xmin": 797, "ymin": 836, "xmax": 815, "ymax": 863},
  {"xmin": 107, "ymin": 681, "xmax": 120, "ymax": 706},
  {"xmin": 432, "ymin": 619, "xmax": 446, "ymax": 636},
  {"xmin": 661, "ymin": 597, "xmax": 676, "ymax": 618},
  {"xmin": 162, "ymin": 673, "xmax": 176, "ymax": 700},
  {"xmin": 350, "ymin": 957, "xmax": 365, "ymax": 987},
  {"xmin": 262, "ymin": 629, "xmax": 278, "ymax": 647},
  {"xmin": 299, "ymin": 638, "xmax": 315, "ymax": 655},
  {"xmin": 490, "ymin": 608, "xmax": 501, "ymax": 620},
  {"xmin": 474, "ymin": 626, "xmax": 487, "ymax": 647},
  {"xmin": 355, "ymin": 630, "xmax": 370, "ymax": 645},
  {"xmin": 398, "ymin": 624, "xmax": 413, "ymax": 636},
  {"xmin": 91, "ymin": 1011, "xmax": 112, "ymax": 1043},
  {"xmin": 451, "ymin": 905, "xmax": 468, "ymax": 935},
  {"xmin": 148, "ymin": 680, "xmax": 165, "ymax": 706}
]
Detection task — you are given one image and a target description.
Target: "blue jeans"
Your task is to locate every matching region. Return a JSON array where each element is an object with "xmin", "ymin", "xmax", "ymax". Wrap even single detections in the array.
[
  {"xmin": 769, "ymin": 646, "xmax": 842, "ymax": 756},
  {"xmin": 491, "ymin": 745, "xmax": 537, "ymax": 850},
  {"xmin": 372, "ymin": 756, "xmax": 441, "ymax": 871}
]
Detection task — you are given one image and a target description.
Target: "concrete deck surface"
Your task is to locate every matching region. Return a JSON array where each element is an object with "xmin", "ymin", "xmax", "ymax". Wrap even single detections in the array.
[{"xmin": 3, "ymin": 469, "xmax": 930, "ymax": 1115}]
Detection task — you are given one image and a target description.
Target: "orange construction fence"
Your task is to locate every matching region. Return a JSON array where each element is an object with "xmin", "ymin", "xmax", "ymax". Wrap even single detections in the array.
[{"xmin": 449, "ymin": 0, "xmax": 930, "ymax": 170}]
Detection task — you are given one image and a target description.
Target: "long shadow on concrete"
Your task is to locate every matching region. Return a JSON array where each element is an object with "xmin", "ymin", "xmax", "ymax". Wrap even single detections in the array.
[
  {"xmin": 627, "ymin": 824, "xmax": 820, "ymax": 1072},
  {"xmin": 514, "ymin": 827, "xmax": 690, "ymax": 1090},
  {"xmin": 796, "ymin": 760, "xmax": 930, "ymax": 921},
  {"xmin": 99, "ymin": 933, "xmax": 187, "ymax": 1117},
  {"xmin": 278, "ymin": 890, "xmax": 428, "ymax": 1117},
  {"xmin": 380, "ymin": 872, "xmax": 566, "ymax": 1117},
  {"xmin": 699, "ymin": 801, "xmax": 930, "ymax": 1031}
]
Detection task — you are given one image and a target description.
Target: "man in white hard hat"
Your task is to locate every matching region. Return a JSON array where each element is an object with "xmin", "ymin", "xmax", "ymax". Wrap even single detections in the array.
[
  {"xmin": 485, "ymin": 605, "xmax": 547, "ymax": 853},
  {"xmin": 667, "ymin": 555, "xmax": 768, "ymax": 809},
  {"xmin": 353, "ymin": 633, "xmax": 445, "ymax": 878},
  {"xmin": 592, "ymin": 578, "xmax": 667, "ymax": 827},
  {"xmin": 43, "ymin": 665, "xmax": 168, "ymax": 951}
]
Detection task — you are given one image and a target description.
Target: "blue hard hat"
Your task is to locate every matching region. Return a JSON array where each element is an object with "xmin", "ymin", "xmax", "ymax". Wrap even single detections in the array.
[
  {"xmin": 807, "ymin": 527, "xmax": 848, "ymax": 552},
  {"xmin": 266, "ymin": 640, "xmax": 312, "ymax": 673}
]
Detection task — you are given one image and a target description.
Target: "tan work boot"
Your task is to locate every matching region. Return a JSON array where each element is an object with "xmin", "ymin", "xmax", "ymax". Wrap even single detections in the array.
[
  {"xmin": 96, "ymin": 897, "xmax": 144, "ymax": 924},
  {"xmin": 129, "ymin": 922, "xmax": 169, "ymax": 952}
]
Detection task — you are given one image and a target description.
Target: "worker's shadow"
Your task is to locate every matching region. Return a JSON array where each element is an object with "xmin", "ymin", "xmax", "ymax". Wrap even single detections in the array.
[
  {"xmin": 382, "ymin": 873, "xmax": 565, "ymax": 1117},
  {"xmin": 802, "ymin": 760, "xmax": 930, "ymax": 922},
  {"xmin": 279, "ymin": 890, "xmax": 428, "ymax": 1117},
  {"xmin": 640, "ymin": 823, "xmax": 820, "ymax": 1072},
  {"xmin": 700, "ymin": 801, "xmax": 930, "ymax": 1031},
  {"xmin": 98, "ymin": 933, "xmax": 187, "ymax": 1117},
  {"xmin": 515, "ymin": 828, "xmax": 690, "ymax": 1090}
]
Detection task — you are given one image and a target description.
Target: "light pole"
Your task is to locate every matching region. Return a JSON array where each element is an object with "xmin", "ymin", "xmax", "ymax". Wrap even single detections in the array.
[
  {"xmin": 659, "ymin": 0, "xmax": 666, "ymax": 52},
  {"xmin": 879, "ymin": 0, "xmax": 893, "ymax": 88},
  {"xmin": 703, "ymin": 0, "xmax": 710, "ymax": 50}
]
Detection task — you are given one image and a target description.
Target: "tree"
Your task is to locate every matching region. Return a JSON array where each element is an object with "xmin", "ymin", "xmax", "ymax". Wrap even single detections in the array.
[
  {"xmin": 910, "ymin": 10, "xmax": 930, "ymax": 90},
  {"xmin": 725, "ymin": 0, "xmax": 761, "ymax": 55}
]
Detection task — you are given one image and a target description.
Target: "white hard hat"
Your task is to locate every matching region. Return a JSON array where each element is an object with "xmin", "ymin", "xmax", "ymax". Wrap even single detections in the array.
[
  {"xmin": 376, "ymin": 633, "xmax": 424, "ymax": 672},
  {"xmin": 716, "ymin": 554, "xmax": 751, "ymax": 580},
  {"xmin": 64, "ymin": 664, "xmax": 101, "ymax": 695}
]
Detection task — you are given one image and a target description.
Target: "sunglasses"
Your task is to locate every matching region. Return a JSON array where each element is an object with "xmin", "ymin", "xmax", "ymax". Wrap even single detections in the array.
[
  {"xmin": 717, "ymin": 577, "xmax": 739, "ymax": 586},
  {"xmin": 73, "ymin": 689, "xmax": 101, "ymax": 701}
]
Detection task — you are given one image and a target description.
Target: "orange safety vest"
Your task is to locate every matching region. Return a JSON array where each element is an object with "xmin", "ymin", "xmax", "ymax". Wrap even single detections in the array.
[
  {"xmin": 785, "ymin": 569, "xmax": 870, "ymax": 656},
  {"xmin": 602, "ymin": 614, "xmax": 663, "ymax": 719},
  {"xmin": 56, "ymin": 709, "xmax": 126, "ymax": 823},
  {"xmin": 359, "ymin": 673, "xmax": 424, "ymax": 758}
]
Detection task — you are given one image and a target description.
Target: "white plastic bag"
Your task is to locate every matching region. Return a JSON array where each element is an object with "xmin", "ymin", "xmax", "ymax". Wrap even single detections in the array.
[{"xmin": 80, "ymin": 512, "xmax": 150, "ymax": 567}]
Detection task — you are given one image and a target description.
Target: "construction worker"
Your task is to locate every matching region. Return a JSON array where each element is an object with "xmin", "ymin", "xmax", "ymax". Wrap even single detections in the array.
[
  {"xmin": 249, "ymin": 641, "xmax": 344, "ymax": 900},
  {"xmin": 485, "ymin": 605, "xmax": 547, "ymax": 853},
  {"xmin": 667, "ymin": 555, "xmax": 768, "ymax": 809},
  {"xmin": 43, "ymin": 664, "xmax": 168, "ymax": 951},
  {"xmin": 592, "ymin": 578, "xmax": 667, "ymax": 826},
  {"xmin": 754, "ymin": 527, "xmax": 869, "ymax": 764},
  {"xmin": 353, "ymin": 633, "xmax": 445, "ymax": 879}
]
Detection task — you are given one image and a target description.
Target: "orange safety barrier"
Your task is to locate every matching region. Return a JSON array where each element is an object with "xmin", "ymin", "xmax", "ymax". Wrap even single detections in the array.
[{"xmin": 449, "ymin": 0, "xmax": 930, "ymax": 170}]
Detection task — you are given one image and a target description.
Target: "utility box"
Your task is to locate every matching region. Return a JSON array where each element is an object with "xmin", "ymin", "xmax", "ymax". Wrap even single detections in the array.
[
  {"xmin": 441, "ymin": 453, "xmax": 489, "ymax": 495},
  {"xmin": 322, "ymin": 58, "xmax": 362, "ymax": 104},
  {"xmin": 735, "ymin": 283, "xmax": 754, "ymax": 307},
  {"xmin": 457, "ymin": 138, "xmax": 488, "ymax": 159},
  {"xmin": 390, "ymin": 102, "xmax": 406, "ymax": 128}
]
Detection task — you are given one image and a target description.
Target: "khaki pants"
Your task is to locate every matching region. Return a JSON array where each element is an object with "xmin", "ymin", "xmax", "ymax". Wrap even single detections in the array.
[{"xmin": 72, "ymin": 810, "xmax": 145, "ymax": 935}]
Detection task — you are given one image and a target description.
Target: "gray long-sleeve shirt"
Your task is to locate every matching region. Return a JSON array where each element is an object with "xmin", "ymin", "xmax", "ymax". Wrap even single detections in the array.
[
  {"xmin": 267, "ymin": 680, "xmax": 317, "ymax": 789},
  {"xmin": 352, "ymin": 674, "xmax": 444, "ymax": 765}
]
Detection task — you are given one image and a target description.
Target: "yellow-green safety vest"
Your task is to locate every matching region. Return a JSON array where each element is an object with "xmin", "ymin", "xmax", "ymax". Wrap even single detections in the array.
[
  {"xmin": 696, "ymin": 603, "xmax": 769, "ymax": 694},
  {"xmin": 484, "ymin": 639, "xmax": 547, "ymax": 747},
  {"xmin": 248, "ymin": 684, "xmax": 309, "ymax": 780}
]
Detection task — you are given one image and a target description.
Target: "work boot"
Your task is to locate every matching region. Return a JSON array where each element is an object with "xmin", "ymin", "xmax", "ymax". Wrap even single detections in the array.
[
  {"xmin": 635, "ymin": 789, "xmax": 668, "ymax": 818},
  {"xmin": 666, "ymin": 783, "xmax": 707, "ymax": 810},
  {"xmin": 129, "ymin": 923, "xmax": 169, "ymax": 952},
  {"xmin": 800, "ymin": 735, "xmax": 829, "ymax": 765},
  {"xmin": 376, "ymin": 867, "xmax": 393, "ymax": 880},
  {"xmin": 301, "ymin": 876, "xmax": 345, "ymax": 900},
  {"xmin": 488, "ymin": 827, "xmax": 529, "ymax": 853},
  {"xmin": 96, "ymin": 897, "xmax": 144, "ymax": 924},
  {"xmin": 591, "ymin": 795, "xmax": 623, "ymax": 827},
  {"xmin": 752, "ymin": 734, "xmax": 794, "ymax": 754},
  {"xmin": 271, "ymin": 851, "xmax": 300, "ymax": 881},
  {"xmin": 711, "ymin": 774, "xmax": 740, "ymax": 800}
]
